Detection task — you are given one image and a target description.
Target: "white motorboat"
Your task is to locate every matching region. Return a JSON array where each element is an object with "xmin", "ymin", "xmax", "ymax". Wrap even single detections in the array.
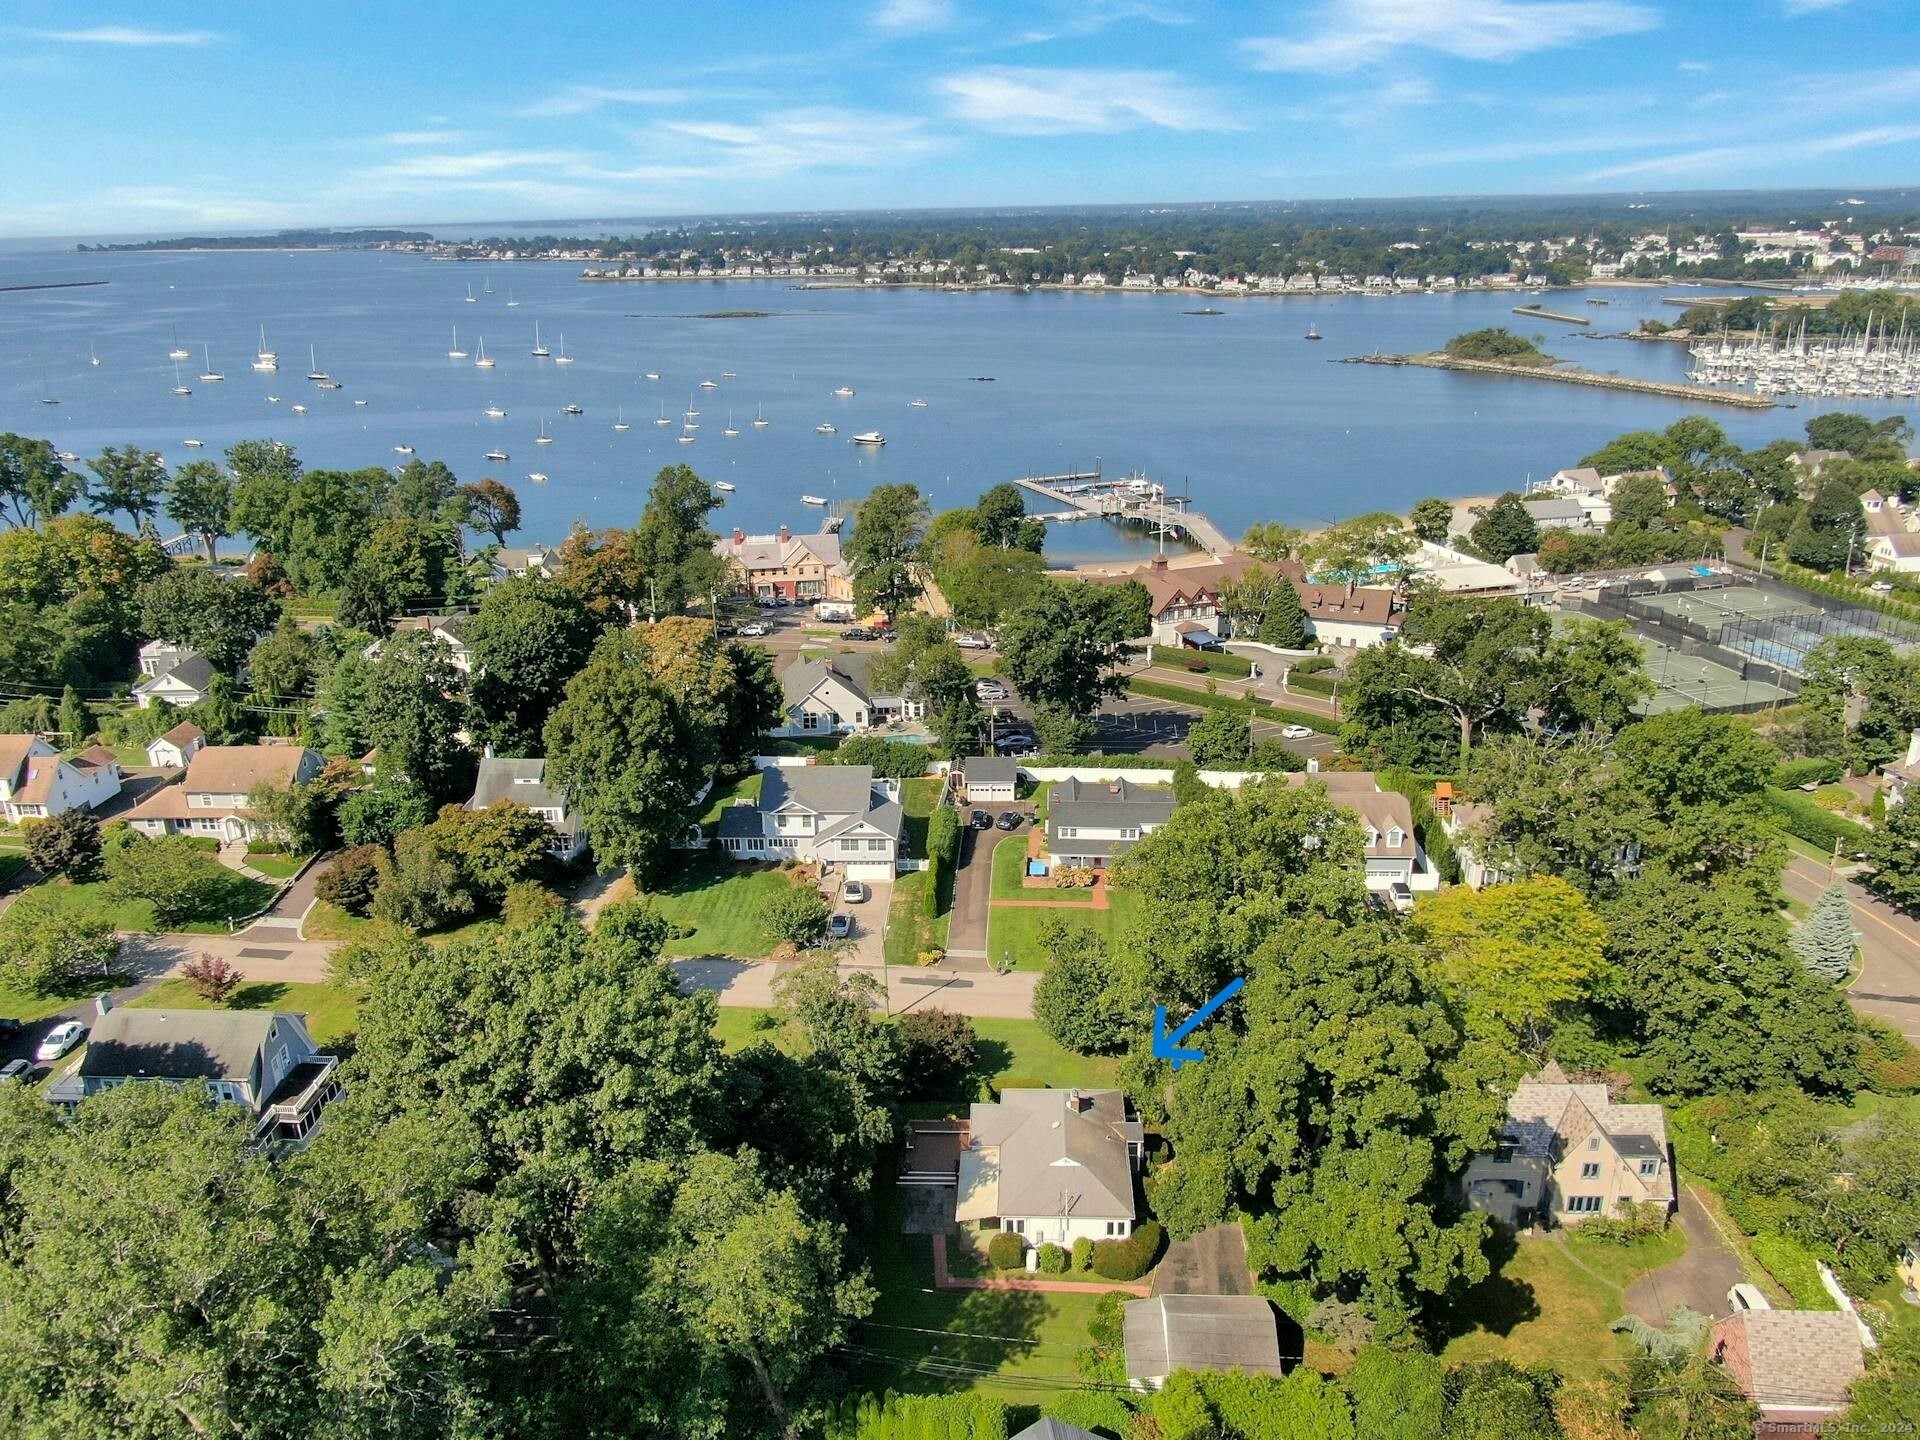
[
  {"xmin": 562, "ymin": 403, "xmax": 583, "ymax": 416},
  {"xmin": 527, "ymin": 471, "xmax": 548, "ymax": 483},
  {"xmin": 531, "ymin": 322, "xmax": 549, "ymax": 357},
  {"xmin": 354, "ymin": 398, "xmax": 368, "ymax": 406},
  {"xmin": 802, "ymin": 494, "xmax": 828, "ymax": 506},
  {"xmin": 474, "ymin": 337, "xmax": 495, "ymax": 369},
  {"xmin": 833, "ymin": 386, "xmax": 854, "ymax": 397},
  {"xmin": 393, "ymin": 445, "xmax": 414, "ymax": 455},
  {"xmin": 198, "ymin": 345, "xmax": 224, "ymax": 382},
  {"xmin": 714, "ymin": 480, "xmax": 736, "ymax": 492},
  {"xmin": 699, "ymin": 378, "xmax": 718, "ymax": 389},
  {"xmin": 815, "ymin": 422, "xmax": 836, "ymax": 434},
  {"xmin": 909, "ymin": 398, "xmax": 928, "ymax": 407},
  {"xmin": 315, "ymin": 378, "xmax": 342, "ymax": 390},
  {"xmin": 644, "ymin": 370, "xmax": 660, "ymax": 380},
  {"xmin": 291, "ymin": 403, "xmax": 308, "ymax": 413},
  {"xmin": 56, "ymin": 450, "xmax": 78, "ymax": 462},
  {"xmin": 484, "ymin": 404, "xmax": 506, "ymax": 418},
  {"xmin": 182, "ymin": 438, "xmax": 205, "ymax": 448},
  {"xmin": 852, "ymin": 431, "xmax": 885, "ymax": 445},
  {"xmin": 535, "ymin": 417, "xmax": 554, "ymax": 444},
  {"xmin": 448, "ymin": 326, "xmax": 468, "ymax": 359},
  {"xmin": 266, "ymin": 395, "xmax": 280, "ymax": 403},
  {"xmin": 485, "ymin": 449, "xmax": 509, "ymax": 462}
]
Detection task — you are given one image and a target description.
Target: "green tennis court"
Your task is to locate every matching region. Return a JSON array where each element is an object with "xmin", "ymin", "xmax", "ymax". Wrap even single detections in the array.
[{"xmin": 1630, "ymin": 634, "xmax": 1793, "ymax": 714}]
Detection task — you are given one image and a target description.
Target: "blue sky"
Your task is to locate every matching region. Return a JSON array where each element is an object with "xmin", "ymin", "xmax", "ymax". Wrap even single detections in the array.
[{"xmin": 1, "ymin": 1, "xmax": 1916, "ymax": 236}]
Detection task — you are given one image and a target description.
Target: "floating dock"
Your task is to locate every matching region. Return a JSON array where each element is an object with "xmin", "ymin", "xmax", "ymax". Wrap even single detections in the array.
[
  {"xmin": 1512, "ymin": 302, "xmax": 1591, "ymax": 326},
  {"xmin": 1014, "ymin": 466, "xmax": 1234, "ymax": 557}
]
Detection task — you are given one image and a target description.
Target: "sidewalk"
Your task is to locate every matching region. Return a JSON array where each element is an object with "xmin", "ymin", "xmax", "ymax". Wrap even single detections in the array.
[{"xmin": 672, "ymin": 956, "xmax": 1038, "ymax": 1017}]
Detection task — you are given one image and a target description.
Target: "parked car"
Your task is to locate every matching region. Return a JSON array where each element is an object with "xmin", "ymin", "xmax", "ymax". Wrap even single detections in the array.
[
  {"xmin": 35, "ymin": 1020, "xmax": 85, "ymax": 1063},
  {"xmin": 995, "ymin": 739, "xmax": 1038, "ymax": 757},
  {"xmin": 955, "ymin": 632, "xmax": 991, "ymax": 650},
  {"xmin": 995, "ymin": 811, "xmax": 1022, "ymax": 831},
  {"xmin": 758, "ymin": 596, "xmax": 782, "ymax": 609},
  {"xmin": 1871, "ymin": 581, "xmax": 1895, "ymax": 594},
  {"xmin": 1279, "ymin": 724, "xmax": 1315, "ymax": 740},
  {"xmin": 969, "ymin": 809, "xmax": 993, "ymax": 830},
  {"xmin": 841, "ymin": 880, "xmax": 868, "ymax": 904},
  {"xmin": 0, "ymin": 1058, "xmax": 29, "ymax": 1084},
  {"xmin": 827, "ymin": 912, "xmax": 854, "ymax": 940},
  {"xmin": 1182, "ymin": 635, "xmax": 1224, "ymax": 653},
  {"xmin": 841, "ymin": 627, "xmax": 876, "ymax": 641},
  {"xmin": 1727, "ymin": 1284, "xmax": 1771, "ymax": 1313},
  {"xmin": 0, "ymin": 1017, "xmax": 22, "ymax": 1041},
  {"xmin": 1387, "ymin": 881, "xmax": 1415, "ymax": 914},
  {"xmin": 739, "ymin": 621, "xmax": 772, "ymax": 637}
]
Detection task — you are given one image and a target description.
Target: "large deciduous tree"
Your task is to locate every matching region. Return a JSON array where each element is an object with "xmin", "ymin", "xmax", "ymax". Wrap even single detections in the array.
[
  {"xmin": 0, "ymin": 434, "xmax": 82, "ymax": 528},
  {"xmin": 1412, "ymin": 875, "xmax": 1609, "ymax": 1045},
  {"xmin": 1468, "ymin": 492, "xmax": 1540, "ymax": 562},
  {"xmin": 360, "ymin": 629, "xmax": 473, "ymax": 804},
  {"xmin": 634, "ymin": 464, "xmax": 726, "ymax": 617},
  {"xmin": 997, "ymin": 580, "xmax": 1136, "ymax": 754},
  {"xmin": 845, "ymin": 482, "xmax": 929, "ymax": 621},
  {"xmin": 1343, "ymin": 593, "xmax": 1550, "ymax": 757},
  {"xmin": 464, "ymin": 575, "xmax": 603, "ymax": 755},
  {"xmin": 457, "ymin": 476, "xmax": 521, "ymax": 547},
  {"xmin": 1304, "ymin": 510, "xmax": 1417, "ymax": 592},
  {"xmin": 137, "ymin": 568, "xmax": 283, "ymax": 671},
  {"xmin": 164, "ymin": 458, "xmax": 235, "ymax": 562},
  {"xmin": 85, "ymin": 444, "xmax": 169, "ymax": 532}
]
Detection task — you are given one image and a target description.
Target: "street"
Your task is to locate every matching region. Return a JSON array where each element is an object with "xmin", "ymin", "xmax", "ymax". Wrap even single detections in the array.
[{"xmin": 1780, "ymin": 855, "xmax": 1920, "ymax": 1041}]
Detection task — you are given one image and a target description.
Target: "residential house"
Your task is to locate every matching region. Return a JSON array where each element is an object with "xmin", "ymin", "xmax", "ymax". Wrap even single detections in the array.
[
  {"xmin": 1122, "ymin": 1296, "xmax": 1286, "ymax": 1391},
  {"xmin": 363, "ymin": 614, "xmax": 475, "ymax": 675},
  {"xmin": 489, "ymin": 543, "xmax": 556, "ymax": 581},
  {"xmin": 1865, "ymin": 531, "xmax": 1920, "ymax": 574},
  {"xmin": 1522, "ymin": 495, "xmax": 1601, "ymax": 533},
  {"xmin": 132, "ymin": 653, "xmax": 216, "ymax": 709},
  {"xmin": 769, "ymin": 653, "xmax": 923, "ymax": 737},
  {"xmin": 0, "ymin": 736, "xmax": 122, "ymax": 824},
  {"xmin": 960, "ymin": 756, "xmax": 1019, "ymax": 804},
  {"xmin": 138, "ymin": 638, "xmax": 195, "ymax": 677},
  {"xmin": 714, "ymin": 763, "xmax": 903, "ymax": 881},
  {"xmin": 46, "ymin": 1007, "xmax": 341, "ymax": 1148},
  {"xmin": 1436, "ymin": 785, "xmax": 1637, "ymax": 888},
  {"xmin": 1126, "ymin": 554, "xmax": 1402, "ymax": 650},
  {"xmin": 1046, "ymin": 777, "xmax": 1176, "ymax": 868},
  {"xmin": 1461, "ymin": 1062, "xmax": 1674, "ymax": 1228},
  {"xmin": 713, "ymin": 525, "xmax": 854, "ymax": 603},
  {"xmin": 1790, "ymin": 449, "xmax": 1852, "ymax": 494},
  {"xmin": 1860, "ymin": 489, "xmax": 1911, "ymax": 538},
  {"xmin": 1009, "ymin": 1420, "xmax": 1105, "ymax": 1440},
  {"xmin": 1709, "ymin": 1310, "xmax": 1864, "ymax": 1432},
  {"xmin": 466, "ymin": 755, "xmax": 586, "ymax": 861},
  {"xmin": 1285, "ymin": 771, "xmax": 1426, "ymax": 892},
  {"xmin": 954, "ymin": 1087, "xmax": 1143, "ymax": 1248},
  {"xmin": 145, "ymin": 721, "xmax": 206, "ymax": 770},
  {"xmin": 122, "ymin": 744, "xmax": 325, "ymax": 842},
  {"xmin": 1408, "ymin": 541, "xmax": 1526, "ymax": 598}
]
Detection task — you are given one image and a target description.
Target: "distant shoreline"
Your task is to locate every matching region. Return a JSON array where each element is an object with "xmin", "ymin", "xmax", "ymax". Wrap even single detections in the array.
[{"xmin": 0, "ymin": 279, "xmax": 108, "ymax": 293}]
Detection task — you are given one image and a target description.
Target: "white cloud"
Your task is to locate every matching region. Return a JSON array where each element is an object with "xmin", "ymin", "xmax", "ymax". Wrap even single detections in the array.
[
  {"xmin": 655, "ymin": 108, "xmax": 941, "ymax": 175},
  {"xmin": 937, "ymin": 66, "xmax": 1236, "ymax": 133},
  {"xmin": 518, "ymin": 84, "xmax": 691, "ymax": 118},
  {"xmin": 1241, "ymin": 0, "xmax": 1657, "ymax": 74},
  {"xmin": 30, "ymin": 25, "xmax": 220, "ymax": 46},
  {"xmin": 1584, "ymin": 125, "xmax": 1920, "ymax": 181},
  {"xmin": 356, "ymin": 149, "xmax": 588, "ymax": 185},
  {"xmin": 1013, "ymin": 1, "xmax": 1190, "ymax": 43},
  {"xmin": 872, "ymin": 0, "xmax": 955, "ymax": 32},
  {"xmin": 1677, "ymin": 59, "xmax": 1710, "ymax": 73}
]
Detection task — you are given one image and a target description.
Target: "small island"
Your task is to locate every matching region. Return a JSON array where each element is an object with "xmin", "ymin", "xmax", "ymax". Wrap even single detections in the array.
[
  {"xmin": 78, "ymin": 227, "xmax": 431, "ymax": 252},
  {"xmin": 1345, "ymin": 327, "xmax": 1773, "ymax": 409}
]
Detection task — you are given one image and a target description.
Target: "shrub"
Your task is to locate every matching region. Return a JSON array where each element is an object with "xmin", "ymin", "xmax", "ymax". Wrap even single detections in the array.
[
  {"xmin": 1071, "ymin": 1236, "xmax": 1094, "ymax": 1271},
  {"xmin": 180, "ymin": 951, "xmax": 244, "ymax": 1004},
  {"xmin": 833, "ymin": 734, "xmax": 935, "ymax": 780},
  {"xmin": 896, "ymin": 1007, "xmax": 978, "ymax": 1100},
  {"xmin": 1775, "ymin": 756, "xmax": 1843, "ymax": 788},
  {"xmin": 987, "ymin": 1231, "xmax": 1025, "ymax": 1270},
  {"xmin": 1574, "ymin": 1200, "xmax": 1669, "ymax": 1246},
  {"xmin": 1289, "ymin": 672, "xmax": 1338, "ymax": 698},
  {"xmin": 0, "ymin": 889, "xmax": 121, "ymax": 994},
  {"xmin": 758, "ymin": 878, "xmax": 833, "ymax": 949},
  {"xmin": 1091, "ymin": 1220, "xmax": 1164, "ymax": 1281},
  {"xmin": 1038, "ymin": 1242, "xmax": 1068, "ymax": 1275},
  {"xmin": 1859, "ymin": 1018, "xmax": 1920, "ymax": 1094},
  {"xmin": 315, "ymin": 844, "xmax": 389, "ymax": 917},
  {"xmin": 1765, "ymin": 787, "xmax": 1872, "ymax": 853},
  {"xmin": 1293, "ymin": 654, "xmax": 1335, "ymax": 674},
  {"xmin": 916, "ymin": 947, "xmax": 945, "ymax": 967},
  {"xmin": 23, "ymin": 809, "xmax": 104, "ymax": 882},
  {"xmin": 1750, "ymin": 1232, "xmax": 1829, "ymax": 1309},
  {"xmin": 501, "ymin": 881, "xmax": 566, "ymax": 929}
]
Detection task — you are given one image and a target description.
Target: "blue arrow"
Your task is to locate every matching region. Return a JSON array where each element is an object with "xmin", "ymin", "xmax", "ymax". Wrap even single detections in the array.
[{"xmin": 1152, "ymin": 977, "xmax": 1245, "ymax": 1071}]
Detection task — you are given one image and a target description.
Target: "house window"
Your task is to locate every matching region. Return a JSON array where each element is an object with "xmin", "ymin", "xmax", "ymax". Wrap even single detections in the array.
[
  {"xmin": 1120, "ymin": 827, "xmax": 1139, "ymax": 840},
  {"xmin": 868, "ymin": 839, "xmax": 887, "ymax": 852},
  {"xmin": 1580, "ymin": 1162, "xmax": 1601, "ymax": 1179},
  {"xmin": 1008, "ymin": 1220, "xmax": 1025, "ymax": 1235},
  {"xmin": 802, "ymin": 711, "xmax": 822, "ymax": 731},
  {"xmin": 1492, "ymin": 1142, "xmax": 1518, "ymax": 1165},
  {"xmin": 1566, "ymin": 1195, "xmax": 1603, "ymax": 1214},
  {"xmin": 1502, "ymin": 1180, "xmax": 1526, "ymax": 1197},
  {"xmin": 1639, "ymin": 1159, "xmax": 1660, "ymax": 1177},
  {"xmin": 1060, "ymin": 827, "xmax": 1077, "ymax": 838},
  {"xmin": 1105, "ymin": 1221, "xmax": 1128, "ymax": 1237},
  {"xmin": 1387, "ymin": 827, "xmax": 1405, "ymax": 848}
]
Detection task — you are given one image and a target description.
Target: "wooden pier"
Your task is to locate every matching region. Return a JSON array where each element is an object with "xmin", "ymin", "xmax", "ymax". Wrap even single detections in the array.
[
  {"xmin": 1512, "ymin": 302, "xmax": 1591, "ymax": 326},
  {"xmin": 1014, "ymin": 467, "xmax": 1234, "ymax": 557}
]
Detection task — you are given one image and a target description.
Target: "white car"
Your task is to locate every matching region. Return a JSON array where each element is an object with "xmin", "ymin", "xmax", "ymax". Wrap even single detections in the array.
[
  {"xmin": 975, "ymin": 681, "xmax": 1008, "ymax": 702},
  {"xmin": 955, "ymin": 633, "xmax": 991, "ymax": 650},
  {"xmin": 34, "ymin": 1020, "xmax": 85, "ymax": 1063},
  {"xmin": 736, "ymin": 622, "xmax": 771, "ymax": 637},
  {"xmin": 841, "ymin": 880, "xmax": 868, "ymax": 904},
  {"xmin": 1727, "ymin": 1283, "xmax": 1771, "ymax": 1313},
  {"xmin": 1279, "ymin": 724, "xmax": 1315, "ymax": 740}
]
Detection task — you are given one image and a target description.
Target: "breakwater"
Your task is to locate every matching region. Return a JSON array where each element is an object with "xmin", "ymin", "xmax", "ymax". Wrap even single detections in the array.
[{"xmin": 1346, "ymin": 352, "xmax": 1775, "ymax": 409}]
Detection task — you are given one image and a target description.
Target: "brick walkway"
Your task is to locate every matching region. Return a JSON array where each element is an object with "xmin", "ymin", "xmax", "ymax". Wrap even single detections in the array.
[{"xmin": 930, "ymin": 1233, "xmax": 1151, "ymax": 1296}]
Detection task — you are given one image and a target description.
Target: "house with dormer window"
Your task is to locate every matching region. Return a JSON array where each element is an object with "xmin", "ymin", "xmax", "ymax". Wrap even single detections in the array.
[
  {"xmin": 715, "ymin": 763, "xmax": 903, "ymax": 881},
  {"xmin": 770, "ymin": 654, "xmax": 923, "ymax": 737},
  {"xmin": 466, "ymin": 755, "xmax": 586, "ymax": 861},
  {"xmin": 0, "ymin": 735, "xmax": 122, "ymax": 825},
  {"xmin": 1461, "ymin": 1061, "xmax": 1674, "ymax": 1229}
]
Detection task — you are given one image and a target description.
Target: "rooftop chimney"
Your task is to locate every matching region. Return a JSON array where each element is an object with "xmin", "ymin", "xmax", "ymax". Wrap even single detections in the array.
[
  {"xmin": 1068, "ymin": 1088, "xmax": 1090, "ymax": 1113},
  {"xmin": 1149, "ymin": 555, "xmax": 1169, "ymax": 572},
  {"xmin": 778, "ymin": 524, "xmax": 790, "ymax": 543},
  {"xmin": 731, "ymin": 527, "xmax": 745, "ymax": 545}
]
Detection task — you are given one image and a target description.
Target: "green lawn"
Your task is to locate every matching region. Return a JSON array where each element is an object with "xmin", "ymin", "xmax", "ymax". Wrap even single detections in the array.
[
  {"xmin": 0, "ymin": 978, "xmax": 100, "ymax": 1025},
  {"xmin": 29, "ymin": 872, "xmax": 279, "ymax": 935},
  {"xmin": 0, "ymin": 854, "xmax": 24, "ymax": 888},
  {"xmin": 885, "ymin": 868, "xmax": 952, "ymax": 968},
  {"xmin": 644, "ymin": 852, "xmax": 795, "ymax": 959},
  {"xmin": 1436, "ymin": 1227, "xmax": 1687, "ymax": 1370},
  {"xmin": 129, "ymin": 977, "xmax": 362, "ymax": 1046},
  {"xmin": 989, "ymin": 834, "xmax": 1096, "ymax": 903},
  {"xmin": 986, "ymin": 891, "xmax": 1138, "ymax": 973},
  {"xmin": 970, "ymin": 1017, "xmax": 1121, "ymax": 1093},
  {"xmin": 304, "ymin": 902, "xmax": 373, "ymax": 943},
  {"xmin": 243, "ymin": 852, "xmax": 310, "ymax": 881},
  {"xmin": 699, "ymin": 771, "xmax": 763, "ymax": 825}
]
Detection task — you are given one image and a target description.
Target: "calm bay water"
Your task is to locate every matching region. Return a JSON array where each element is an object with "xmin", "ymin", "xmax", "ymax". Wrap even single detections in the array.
[{"xmin": 1, "ymin": 245, "xmax": 1908, "ymax": 560}]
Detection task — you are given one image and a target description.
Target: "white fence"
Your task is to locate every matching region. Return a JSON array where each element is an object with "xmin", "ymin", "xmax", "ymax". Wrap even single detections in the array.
[{"xmin": 1019, "ymin": 766, "xmax": 1305, "ymax": 788}]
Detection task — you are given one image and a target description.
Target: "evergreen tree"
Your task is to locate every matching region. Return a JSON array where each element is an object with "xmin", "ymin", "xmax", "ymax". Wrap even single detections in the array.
[
  {"xmin": 1790, "ymin": 882, "xmax": 1858, "ymax": 982},
  {"xmin": 1258, "ymin": 576, "xmax": 1310, "ymax": 648},
  {"xmin": 56, "ymin": 684, "xmax": 90, "ymax": 746}
]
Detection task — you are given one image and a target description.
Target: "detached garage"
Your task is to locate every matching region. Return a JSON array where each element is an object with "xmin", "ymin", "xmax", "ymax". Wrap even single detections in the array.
[{"xmin": 962, "ymin": 756, "xmax": 1019, "ymax": 804}]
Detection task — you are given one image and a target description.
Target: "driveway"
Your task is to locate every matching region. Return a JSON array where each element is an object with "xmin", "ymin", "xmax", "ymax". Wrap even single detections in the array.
[
  {"xmin": 945, "ymin": 821, "xmax": 1023, "ymax": 961},
  {"xmin": 1152, "ymin": 1222, "xmax": 1255, "ymax": 1297},
  {"xmin": 1623, "ymin": 1183, "xmax": 1746, "ymax": 1324},
  {"xmin": 1781, "ymin": 855, "xmax": 1920, "ymax": 1041}
]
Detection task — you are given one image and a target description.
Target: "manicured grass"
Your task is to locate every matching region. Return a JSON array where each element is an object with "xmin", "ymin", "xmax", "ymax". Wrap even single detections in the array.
[
  {"xmin": 989, "ymin": 833, "xmax": 1096, "ymax": 903},
  {"xmin": 304, "ymin": 902, "xmax": 373, "ymax": 942},
  {"xmin": 986, "ymin": 890, "xmax": 1138, "ymax": 973},
  {"xmin": 1436, "ymin": 1228, "xmax": 1686, "ymax": 1370},
  {"xmin": 30, "ymin": 872, "xmax": 278, "ymax": 935},
  {"xmin": 709, "ymin": 1004, "xmax": 780, "ymax": 1052},
  {"xmin": 861, "ymin": 1176, "xmax": 1123, "ymax": 1402},
  {"xmin": 900, "ymin": 777, "xmax": 941, "ymax": 859},
  {"xmin": 129, "ymin": 978, "xmax": 362, "ymax": 1046},
  {"xmin": 699, "ymin": 770, "xmax": 763, "ymax": 824},
  {"xmin": 1128, "ymin": 676, "xmax": 1338, "ymax": 733},
  {"xmin": 0, "ymin": 979, "xmax": 98, "ymax": 1025},
  {"xmin": 885, "ymin": 868, "xmax": 952, "ymax": 968},
  {"xmin": 970, "ymin": 1017, "xmax": 1121, "ymax": 1093},
  {"xmin": 1151, "ymin": 644, "xmax": 1254, "ymax": 677},
  {"xmin": 243, "ymin": 852, "xmax": 310, "ymax": 881},
  {"xmin": 645, "ymin": 851, "xmax": 796, "ymax": 959}
]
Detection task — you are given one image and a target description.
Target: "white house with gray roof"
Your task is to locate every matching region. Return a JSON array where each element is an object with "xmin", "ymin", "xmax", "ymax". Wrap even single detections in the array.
[
  {"xmin": 466, "ymin": 755, "xmax": 585, "ymax": 861},
  {"xmin": 715, "ymin": 763, "xmax": 904, "ymax": 881},
  {"xmin": 954, "ymin": 1087, "xmax": 1143, "ymax": 1249},
  {"xmin": 1046, "ymin": 777, "xmax": 1176, "ymax": 868},
  {"xmin": 770, "ymin": 653, "xmax": 923, "ymax": 737},
  {"xmin": 132, "ymin": 653, "xmax": 217, "ymax": 709}
]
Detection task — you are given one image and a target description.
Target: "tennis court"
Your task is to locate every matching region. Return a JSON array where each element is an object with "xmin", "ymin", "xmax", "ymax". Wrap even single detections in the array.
[
  {"xmin": 1631, "ymin": 635, "xmax": 1795, "ymax": 714},
  {"xmin": 1630, "ymin": 586, "xmax": 1812, "ymax": 627}
]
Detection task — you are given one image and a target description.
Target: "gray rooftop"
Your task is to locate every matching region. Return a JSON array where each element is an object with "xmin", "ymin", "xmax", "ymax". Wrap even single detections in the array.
[
  {"xmin": 1123, "ymin": 1295, "xmax": 1285, "ymax": 1382},
  {"xmin": 79, "ymin": 1008, "xmax": 285, "ymax": 1083},
  {"xmin": 959, "ymin": 1088, "xmax": 1137, "ymax": 1222},
  {"xmin": 780, "ymin": 656, "xmax": 874, "ymax": 710},
  {"xmin": 1049, "ymin": 776, "xmax": 1177, "ymax": 832},
  {"xmin": 467, "ymin": 756, "xmax": 575, "ymax": 832},
  {"xmin": 762, "ymin": 763, "xmax": 897, "ymax": 825},
  {"xmin": 1010, "ymin": 1421, "xmax": 1106, "ymax": 1440},
  {"xmin": 963, "ymin": 756, "xmax": 1019, "ymax": 786},
  {"xmin": 141, "ymin": 654, "xmax": 216, "ymax": 693}
]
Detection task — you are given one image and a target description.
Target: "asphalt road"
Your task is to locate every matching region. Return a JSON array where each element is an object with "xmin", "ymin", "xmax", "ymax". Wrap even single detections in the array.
[{"xmin": 1781, "ymin": 856, "xmax": 1920, "ymax": 1041}]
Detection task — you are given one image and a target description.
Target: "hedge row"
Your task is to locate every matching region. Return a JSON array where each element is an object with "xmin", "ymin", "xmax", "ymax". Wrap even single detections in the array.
[
  {"xmin": 1151, "ymin": 644, "xmax": 1254, "ymax": 678},
  {"xmin": 1763, "ymin": 787, "xmax": 1872, "ymax": 854},
  {"xmin": 1128, "ymin": 677, "xmax": 1339, "ymax": 734},
  {"xmin": 1287, "ymin": 673, "xmax": 1338, "ymax": 699},
  {"xmin": 924, "ymin": 805, "xmax": 961, "ymax": 919},
  {"xmin": 1773, "ymin": 757, "xmax": 1844, "ymax": 789},
  {"xmin": 1091, "ymin": 1220, "xmax": 1165, "ymax": 1281}
]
